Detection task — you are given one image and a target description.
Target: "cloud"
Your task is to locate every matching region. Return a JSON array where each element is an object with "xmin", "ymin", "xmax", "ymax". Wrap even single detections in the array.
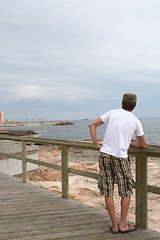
[
  {"xmin": 9, "ymin": 84, "xmax": 103, "ymax": 103},
  {"xmin": 0, "ymin": 0, "xmax": 160, "ymax": 120}
]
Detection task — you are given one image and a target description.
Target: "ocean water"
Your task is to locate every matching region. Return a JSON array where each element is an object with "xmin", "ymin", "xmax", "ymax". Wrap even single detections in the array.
[{"xmin": 5, "ymin": 118, "xmax": 160, "ymax": 146}]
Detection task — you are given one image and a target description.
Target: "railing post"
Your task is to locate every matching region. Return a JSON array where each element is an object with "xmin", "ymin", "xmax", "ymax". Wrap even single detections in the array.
[
  {"xmin": 61, "ymin": 145, "xmax": 69, "ymax": 199},
  {"xmin": 22, "ymin": 140, "xmax": 27, "ymax": 183},
  {"xmin": 136, "ymin": 153, "xmax": 148, "ymax": 229}
]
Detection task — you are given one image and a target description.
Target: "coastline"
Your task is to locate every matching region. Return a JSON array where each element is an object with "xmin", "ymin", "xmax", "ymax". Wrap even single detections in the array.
[
  {"xmin": 0, "ymin": 121, "xmax": 74, "ymax": 127},
  {"xmin": 0, "ymin": 118, "xmax": 160, "ymax": 146}
]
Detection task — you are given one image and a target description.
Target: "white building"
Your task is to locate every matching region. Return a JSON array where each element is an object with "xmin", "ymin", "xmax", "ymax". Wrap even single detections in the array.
[{"xmin": 0, "ymin": 112, "xmax": 4, "ymax": 123}]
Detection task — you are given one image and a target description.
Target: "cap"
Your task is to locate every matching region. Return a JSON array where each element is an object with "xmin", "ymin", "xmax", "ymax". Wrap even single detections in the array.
[{"xmin": 122, "ymin": 93, "xmax": 137, "ymax": 103}]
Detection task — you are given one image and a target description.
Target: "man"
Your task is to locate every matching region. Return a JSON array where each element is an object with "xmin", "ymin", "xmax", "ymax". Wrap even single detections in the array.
[{"xmin": 89, "ymin": 93, "xmax": 146, "ymax": 234}]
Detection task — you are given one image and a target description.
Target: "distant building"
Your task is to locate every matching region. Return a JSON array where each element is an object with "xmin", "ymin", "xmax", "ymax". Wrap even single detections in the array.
[{"xmin": 0, "ymin": 112, "xmax": 4, "ymax": 123}]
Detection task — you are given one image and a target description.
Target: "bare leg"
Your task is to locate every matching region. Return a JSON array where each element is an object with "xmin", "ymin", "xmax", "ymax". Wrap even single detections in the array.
[
  {"xmin": 105, "ymin": 196, "xmax": 118, "ymax": 232},
  {"xmin": 119, "ymin": 196, "xmax": 135, "ymax": 231}
]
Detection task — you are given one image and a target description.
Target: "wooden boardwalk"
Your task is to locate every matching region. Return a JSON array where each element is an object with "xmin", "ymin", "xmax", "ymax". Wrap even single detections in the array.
[{"xmin": 0, "ymin": 172, "xmax": 159, "ymax": 240}]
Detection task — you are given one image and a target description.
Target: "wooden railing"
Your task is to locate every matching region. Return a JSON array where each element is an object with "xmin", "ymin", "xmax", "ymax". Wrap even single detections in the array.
[{"xmin": 0, "ymin": 134, "xmax": 160, "ymax": 230}]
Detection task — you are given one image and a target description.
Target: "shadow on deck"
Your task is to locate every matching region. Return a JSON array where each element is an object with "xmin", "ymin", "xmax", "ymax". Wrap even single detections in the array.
[{"xmin": 0, "ymin": 172, "xmax": 159, "ymax": 240}]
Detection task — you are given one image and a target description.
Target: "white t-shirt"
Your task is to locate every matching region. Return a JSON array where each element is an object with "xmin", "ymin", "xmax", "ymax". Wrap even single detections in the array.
[{"xmin": 100, "ymin": 108, "xmax": 144, "ymax": 158}]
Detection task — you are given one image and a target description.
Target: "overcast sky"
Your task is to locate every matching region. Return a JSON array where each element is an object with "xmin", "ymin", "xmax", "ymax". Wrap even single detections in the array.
[{"xmin": 0, "ymin": 0, "xmax": 160, "ymax": 121}]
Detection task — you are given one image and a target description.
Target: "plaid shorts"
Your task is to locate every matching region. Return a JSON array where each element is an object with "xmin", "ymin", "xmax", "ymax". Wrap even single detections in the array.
[{"xmin": 98, "ymin": 152, "xmax": 134, "ymax": 198}]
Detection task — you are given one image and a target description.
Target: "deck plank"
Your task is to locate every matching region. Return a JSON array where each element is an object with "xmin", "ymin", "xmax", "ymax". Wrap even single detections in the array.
[{"xmin": 0, "ymin": 172, "xmax": 159, "ymax": 240}]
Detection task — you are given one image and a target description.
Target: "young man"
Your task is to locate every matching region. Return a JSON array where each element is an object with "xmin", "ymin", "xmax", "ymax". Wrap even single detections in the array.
[{"xmin": 89, "ymin": 93, "xmax": 146, "ymax": 234}]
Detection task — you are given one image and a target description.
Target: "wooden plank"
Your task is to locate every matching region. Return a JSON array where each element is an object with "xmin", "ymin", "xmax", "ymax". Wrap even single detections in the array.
[
  {"xmin": 22, "ymin": 140, "xmax": 27, "ymax": 183},
  {"xmin": 0, "ymin": 135, "xmax": 98, "ymax": 150},
  {"xmin": 27, "ymin": 158, "xmax": 61, "ymax": 171},
  {"xmin": 148, "ymin": 185, "xmax": 160, "ymax": 195},
  {"xmin": 69, "ymin": 167, "xmax": 98, "ymax": 180},
  {"xmin": 1, "ymin": 134, "xmax": 160, "ymax": 155},
  {"xmin": 0, "ymin": 173, "xmax": 159, "ymax": 240},
  {"xmin": 136, "ymin": 153, "xmax": 148, "ymax": 229},
  {"xmin": 61, "ymin": 145, "xmax": 69, "ymax": 198},
  {"xmin": 0, "ymin": 217, "xmax": 108, "ymax": 232}
]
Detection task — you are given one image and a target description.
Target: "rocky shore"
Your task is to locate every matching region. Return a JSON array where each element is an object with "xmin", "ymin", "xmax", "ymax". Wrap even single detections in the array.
[
  {"xmin": 0, "ymin": 121, "xmax": 74, "ymax": 136},
  {"xmin": 15, "ymin": 144, "xmax": 160, "ymax": 232},
  {"xmin": 0, "ymin": 121, "xmax": 74, "ymax": 127},
  {"xmin": 0, "ymin": 129, "xmax": 37, "ymax": 136}
]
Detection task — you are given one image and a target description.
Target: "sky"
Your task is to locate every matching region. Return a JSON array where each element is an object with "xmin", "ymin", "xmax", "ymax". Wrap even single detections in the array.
[{"xmin": 0, "ymin": 0, "xmax": 160, "ymax": 121}]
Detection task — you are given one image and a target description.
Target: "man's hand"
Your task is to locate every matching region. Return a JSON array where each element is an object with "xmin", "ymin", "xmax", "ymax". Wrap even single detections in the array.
[
  {"xmin": 96, "ymin": 144, "xmax": 102, "ymax": 150},
  {"xmin": 130, "ymin": 135, "xmax": 146, "ymax": 148}
]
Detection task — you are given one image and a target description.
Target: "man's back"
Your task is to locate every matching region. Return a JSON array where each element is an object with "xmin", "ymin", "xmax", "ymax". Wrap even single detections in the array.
[{"xmin": 100, "ymin": 108, "xmax": 144, "ymax": 158}]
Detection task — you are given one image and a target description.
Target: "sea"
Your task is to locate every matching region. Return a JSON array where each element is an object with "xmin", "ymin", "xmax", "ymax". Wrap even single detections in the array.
[{"xmin": 4, "ymin": 118, "xmax": 160, "ymax": 146}]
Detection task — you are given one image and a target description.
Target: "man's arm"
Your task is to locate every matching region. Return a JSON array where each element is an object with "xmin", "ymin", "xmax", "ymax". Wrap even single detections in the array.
[
  {"xmin": 89, "ymin": 117, "xmax": 104, "ymax": 150},
  {"xmin": 130, "ymin": 135, "xmax": 146, "ymax": 148}
]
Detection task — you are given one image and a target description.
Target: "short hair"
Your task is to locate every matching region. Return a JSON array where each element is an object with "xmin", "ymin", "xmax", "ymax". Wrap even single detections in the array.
[{"xmin": 122, "ymin": 100, "xmax": 136, "ymax": 111}]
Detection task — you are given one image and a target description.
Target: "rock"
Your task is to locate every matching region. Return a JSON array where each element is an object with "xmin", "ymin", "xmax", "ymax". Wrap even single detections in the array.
[
  {"xmin": 52, "ymin": 121, "xmax": 74, "ymax": 126},
  {"xmin": 0, "ymin": 129, "xmax": 37, "ymax": 136}
]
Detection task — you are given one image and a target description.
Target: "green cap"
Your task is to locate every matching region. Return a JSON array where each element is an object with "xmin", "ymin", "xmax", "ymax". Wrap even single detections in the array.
[{"xmin": 123, "ymin": 93, "xmax": 137, "ymax": 103}]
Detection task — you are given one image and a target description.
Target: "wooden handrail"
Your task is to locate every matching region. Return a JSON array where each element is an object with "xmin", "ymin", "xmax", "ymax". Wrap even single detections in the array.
[
  {"xmin": 0, "ymin": 134, "xmax": 160, "ymax": 229},
  {"xmin": 0, "ymin": 134, "xmax": 160, "ymax": 155}
]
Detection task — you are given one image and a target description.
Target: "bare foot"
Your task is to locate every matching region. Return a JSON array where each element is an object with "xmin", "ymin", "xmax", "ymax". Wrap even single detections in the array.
[
  {"xmin": 119, "ymin": 224, "xmax": 136, "ymax": 234},
  {"xmin": 109, "ymin": 225, "xmax": 119, "ymax": 234}
]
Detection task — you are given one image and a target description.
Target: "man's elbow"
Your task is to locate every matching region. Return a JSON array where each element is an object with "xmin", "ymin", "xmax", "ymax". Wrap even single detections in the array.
[
  {"xmin": 89, "ymin": 120, "xmax": 96, "ymax": 129},
  {"xmin": 88, "ymin": 123, "xmax": 92, "ymax": 129}
]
